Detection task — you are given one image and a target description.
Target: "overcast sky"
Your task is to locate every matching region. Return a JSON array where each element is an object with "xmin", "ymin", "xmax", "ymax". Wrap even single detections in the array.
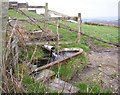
[{"xmin": 9, "ymin": 0, "xmax": 119, "ymax": 18}]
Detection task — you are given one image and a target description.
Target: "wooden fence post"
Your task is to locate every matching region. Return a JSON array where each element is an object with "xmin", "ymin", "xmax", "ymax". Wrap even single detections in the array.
[
  {"xmin": 0, "ymin": 1, "xmax": 8, "ymax": 93},
  {"xmin": 77, "ymin": 13, "xmax": 81, "ymax": 43},
  {"xmin": 44, "ymin": 3, "xmax": 48, "ymax": 28},
  {"xmin": 56, "ymin": 20, "xmax": 60, "ymax": 54},
  {"xmin": 45, "ymin": 3, "xmax": 48, "ymax": 18}
]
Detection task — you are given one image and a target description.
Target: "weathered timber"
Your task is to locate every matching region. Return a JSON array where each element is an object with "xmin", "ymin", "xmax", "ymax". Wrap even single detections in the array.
[
  {"xmin": 11, "ymin": 16, "xmax": 77, "ymax": 22},
  {"xmin": 31, "ymin": 48, "xmax": 83, "ymax": 73},
  {"xmin": 44, "ymin": 3, "xmax": 48, "ymax": 28},
  {"xmin": 28, "ymin": 6, "xmax": 45, "ymax": 8},
  {"xmin": 45, "ymin": 3, "xmax": 48, "ymax": 18},
  {"xmin": 56, "ymin": 20, "xmax": 60, "ymax": 53},
  {"xmin": 28, "ymin": 9, "xmax": 36, "ymax": 13},
  {"xmin": 77, "ymin": 13, "xmax": 81, "ymax": 43}
]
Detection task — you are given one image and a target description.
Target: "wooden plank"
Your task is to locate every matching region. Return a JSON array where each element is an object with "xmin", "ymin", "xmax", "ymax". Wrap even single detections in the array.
[
  {"xmin": 47, "ymin": 78, "xmax": 79, "ymax": 93},
  {"xmin": 12, "ymin": 16, "xmax": 77, "ymax": 22},
  {"xmin": 36, "ymin": 17, "xmax": 77, "ymax": 22},
  {"xmin": 28, "ymin": 6, "xmax": 45, "ymax": 8}
]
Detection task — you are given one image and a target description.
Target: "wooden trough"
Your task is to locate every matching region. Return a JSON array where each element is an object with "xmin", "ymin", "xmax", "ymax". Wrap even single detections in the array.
[{"xmin": 31, "ymin": 47, "xmax": 83, "ymax": 74}]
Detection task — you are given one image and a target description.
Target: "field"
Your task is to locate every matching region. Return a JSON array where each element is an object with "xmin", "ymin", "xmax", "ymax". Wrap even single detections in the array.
[{"xmin": 7, "ymin": 9, "xmax": 118, "ymax": 93}]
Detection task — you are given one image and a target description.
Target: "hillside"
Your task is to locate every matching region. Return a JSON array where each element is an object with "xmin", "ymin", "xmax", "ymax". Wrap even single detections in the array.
[
  {"xmin": 8, "ymin": 9, "xmax": 43, "ymax": 19},
  {"xmin": 7, "ymin": 9, "xmax": 118, "ymax": 93}
]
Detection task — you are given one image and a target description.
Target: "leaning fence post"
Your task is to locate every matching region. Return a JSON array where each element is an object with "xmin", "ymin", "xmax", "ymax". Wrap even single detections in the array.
[{"xmin": 77, "ymin": 13, "xmax": 81, "ymax": 43}]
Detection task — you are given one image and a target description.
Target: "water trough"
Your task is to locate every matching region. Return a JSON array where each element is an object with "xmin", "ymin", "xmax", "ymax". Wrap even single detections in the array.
[{"xmin": 31, "ymin": 45, "xmax": 83, "ymax": 74}]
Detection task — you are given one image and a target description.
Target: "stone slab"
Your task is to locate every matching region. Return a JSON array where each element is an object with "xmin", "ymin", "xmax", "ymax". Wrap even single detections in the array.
[
  {"xmin": 34, "ymin": 69, "xmax": 55, "ymax": 82},
  {"xmin": 47, "ymin": 78, "xmax": 79, "ymax": 93}
]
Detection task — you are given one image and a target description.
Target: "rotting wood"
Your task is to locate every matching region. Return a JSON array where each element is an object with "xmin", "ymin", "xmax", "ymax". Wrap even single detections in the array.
[{"xmin": 31, "ymin": 48, "xmax": 83, "ymax": 73}]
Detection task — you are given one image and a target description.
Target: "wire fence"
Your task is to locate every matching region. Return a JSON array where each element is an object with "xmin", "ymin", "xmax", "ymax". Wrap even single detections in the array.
[{"xmin": 1, "ymin": 7, "xmax": 119, "ymax": 93}]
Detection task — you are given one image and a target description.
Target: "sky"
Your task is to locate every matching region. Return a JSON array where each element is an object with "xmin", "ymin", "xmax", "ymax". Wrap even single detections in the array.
[{"xmin": 9, "ymin": 0, "xmax": 119, "ymax": 18}]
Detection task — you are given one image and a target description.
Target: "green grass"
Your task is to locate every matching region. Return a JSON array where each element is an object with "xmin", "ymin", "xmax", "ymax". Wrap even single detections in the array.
[
  {"xmin": 21, "ymin": 20, "xmax": 118, "ymax": 47},
  {"xmin": 22, "ymin": 22, "xmax": 44, "ymax": 31},
  {"xmin": 76, "ymin": 82, "xmax": 112, "ymax": 93},
  {"xmin": 8, "ymin": 9, "xmax": 43, "ymax": 19},
  {"xmin": 61, "ymin": 21, "xmax": 118, "ymax": 43},
  {"xmin": 82, "ymin": 24, "xmax": 118, "ymax": 45},
  {"xmin": 22, "ymin": 75, "xmax": 47, "ymax": 93},
  {"xmin": 60, "ymin": 21, "xmax": 118, "ymax": 46},
  {"xmin": 9, "ymin": 9, "xmax": 118, "ymax": 93},
  {"xmin": 52, "ymin": 52, "xmax": 88, "ymax": 81},
  {"xmin": 8, "ymin": 9, "xmax": 118, "ymax": 46},
  {"xmin": 19, "ymin": 46, "xmax": 46, "ymax": 60}
]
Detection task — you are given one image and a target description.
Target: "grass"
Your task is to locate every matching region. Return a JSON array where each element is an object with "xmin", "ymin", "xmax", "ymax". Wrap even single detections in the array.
[
  {"xmin": 21, "ymin": 20, "xmax": 118, "ymax": 47},
  {"xmin": 60, "ymin": 21, "xmax": 118, "ymax": 46},
  {"xmin": 15, "ymin": 64, "xmax": 55, "ymax": 93},
  {"xmin": 19, "ymin": 46, "xmax": 46, "ymax": 60},
  {"xmin": 22, "ymin": 22, "xmax": 44, "ymax": 31},
  {"xmin": 52, "ymin": 52, "xmax": 88, "ymax": 81},
  {"xmin": 9, "ymin": 9, "xmax": 118, "ymax": 93},
  {"xmin": 9, "ymin": 9, "xmax": 118, "ymax": 46},
  {"xmin": 76, "ymin": 82, "xmax": 112, "ymax": 93},
  {"xmin": 22, "ymin": 75, "xmax": 48, "ymax": 93},
  {"xmin": 8, "ymin": 9, "xmax": 43, "ymax": 19}
]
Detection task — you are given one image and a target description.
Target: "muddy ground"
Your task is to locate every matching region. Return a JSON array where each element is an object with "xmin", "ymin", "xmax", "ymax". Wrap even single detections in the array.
[{"xmin": 70, "ymin": 44, "xmax": 119, "ymax": 93}]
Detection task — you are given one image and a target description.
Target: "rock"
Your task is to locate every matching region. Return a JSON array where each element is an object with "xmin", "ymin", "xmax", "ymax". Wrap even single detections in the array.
[
  {"xmin": 34, "ymin": 69, "xmax": 55, "ymax": 82},
  {"xmin": 47, "ymin": 78, "xmax": 79, "ymax": 93}
]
